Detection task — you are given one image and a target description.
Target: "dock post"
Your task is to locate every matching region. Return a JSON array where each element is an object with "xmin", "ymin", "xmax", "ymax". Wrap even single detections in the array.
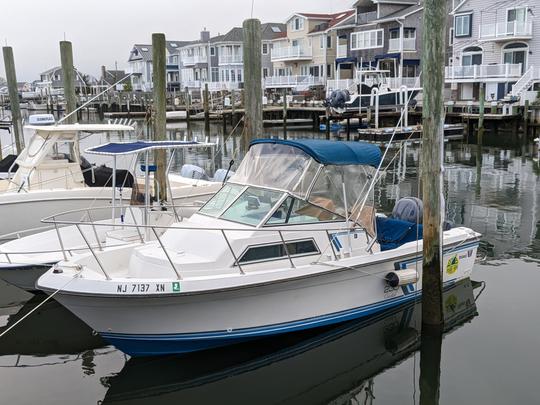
[
  {"xmin": 325, "ymin": 107, "xmax": 331, "ymax": 139},
  {"xmin": 478, "ymin": 83, "xmax": 485, "ymax": 144},
  {"xmin": 184, "ymin": 86, "xmax": 191, "ymax": 125},
  {"xmin": 204, "ymin": 82, "xmax": 210, "ymax": 136},
  {"xmin": 346, "ymin": 118, "xmax": 351, "ymax": 141},
  {"xmin": 152, "ymin": 33, "xmax": 168, "ymax": 203},
  {"xmin": 242, "ymin": 18, "xmax": 263, "ymax": 151},
  {"xmin": 2, "ymin": 46, "xmax": 24, "ymax": 153},
  {"xmin": 230, "ymin": 89, "xmax": 236, "ymax": 125},
  {"xmin": 60, "ymin": 41, "xmax": 77, "ymax": 124},
  {"xmin": 283, "ymin": 89, "xmax": 288, "ymax": 139},
  {"xmin": 524, "ymin": 100, "xmax": 530, "ymax": 139},
  {"xmin": 420, "ymin": 0, "xmax": 446, "ymax": 329}
]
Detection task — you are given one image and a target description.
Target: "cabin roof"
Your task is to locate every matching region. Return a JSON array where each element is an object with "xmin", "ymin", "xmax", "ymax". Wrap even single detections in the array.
[
  {"xmin": 25, "ymin": 124, "xmax": 134, "ymax": 133},
  {"xmin": 86, "ymin": 141, "xmax": 215, "ymax": 156}
]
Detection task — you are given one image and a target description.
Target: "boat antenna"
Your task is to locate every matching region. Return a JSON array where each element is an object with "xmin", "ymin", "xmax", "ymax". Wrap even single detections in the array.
[
  {"xmin": 57, "ymin": 73, "xmax": 134, "ymax": 125},
  {"xmin": 223, "ymin": 159, "xmax": 235, "ymax": 185}
]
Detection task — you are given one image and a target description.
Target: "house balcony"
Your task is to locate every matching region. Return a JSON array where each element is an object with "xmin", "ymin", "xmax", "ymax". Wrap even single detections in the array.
[
  {"xmin": 337, "ymin": 44, "xmax": 348, "ymax": 58},
  {"xmin": 264, "ymin": 75, "xmax": 324, "ymax": 89},
  {"xmin": 388, "ymin": 38, "xmax": 416, "ymax": 52},
  {"xmin": 182, "ymin": 55, "xmax": 208, "ymax": 66},
  {"xmin": 219, "ymin": 55, "xmax": 243, "ymax": 65},
  {"xmin": 445, "ymin": 63, "xmax": 522, "ymax": 83},
  {"xmin": 271, "ymin": 46, "xmax": 312, "ymax": 62},
  {"xmin": 357, "ymin": 11, "xmax": 377, "ymax": 25},
  {"xmin": 479, "ymin": 21, "xmax": 533, "ymax": 42}
]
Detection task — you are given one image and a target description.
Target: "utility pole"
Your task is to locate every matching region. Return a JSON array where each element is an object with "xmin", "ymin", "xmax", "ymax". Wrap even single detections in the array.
[
  {"xmin": 420, "ymin": 0, "xmax": 447, "ymax": 328},
  {"xmin": 152, "ymin": 33, "xmax": 168, "ymax": 204},
  {"xmin": 60, "ymin": 41, "xmax": 77, "ymax": 124},
  {"xmin": 2, "ymin": 46, "xmax": 24, "ymax": 153},
  {"xmin": 242, "ymin": 18, "xmax": 263, "ymax": 151}
]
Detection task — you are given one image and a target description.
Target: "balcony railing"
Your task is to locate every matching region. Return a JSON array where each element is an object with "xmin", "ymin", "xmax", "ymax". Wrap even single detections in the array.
[
  {"xmin": 445, "ymin": 63, "xmax": 522, "ymax": 82},
  {"xmin": 479, "ymin": 21, "xmax": 533, "ymax": 41},
  {"xmin": 357, "ymin": 11, "xmax": 377, "ymax": 25},
  {"xmin": 271, "ymin": 46, "xmax": 312, "ymax": 62},
  {"xmin": 219, "ymin": 54, "xmax": 243, "ymax": 65},
  {"xmin": 337, "ymin": 44, "xmax": 348, "ymax": 58},
  {"xmin": 264, "ymin": 75, "xmax": 324, "ymax": 88},
  {"xmin": 388, "ymin": 37, "xmax": 416, "ymax": 52},
  {"xmin": 182, "ymin": 55, "xmax": 208, "ymax": 66}
]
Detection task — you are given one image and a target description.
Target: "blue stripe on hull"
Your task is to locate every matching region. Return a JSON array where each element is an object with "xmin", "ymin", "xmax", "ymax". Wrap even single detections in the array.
[{"xmin": 101, "ymin": 280, "xmax": 457, "ymax": 356}]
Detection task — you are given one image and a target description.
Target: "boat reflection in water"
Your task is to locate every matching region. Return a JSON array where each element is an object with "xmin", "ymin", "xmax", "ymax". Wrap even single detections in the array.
[
  {"xmin": 103, "ymin": 278, "xmax": 481, "ymax": 405},
  {"xmin": 0, "ymin": 295, "xmax": 106, "ymax": 367}
]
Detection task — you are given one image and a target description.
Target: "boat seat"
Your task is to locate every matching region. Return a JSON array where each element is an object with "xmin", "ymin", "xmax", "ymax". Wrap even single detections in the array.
[{"xmin": 376, "ymin": 216, "xmax": 423, "ymax": 251}]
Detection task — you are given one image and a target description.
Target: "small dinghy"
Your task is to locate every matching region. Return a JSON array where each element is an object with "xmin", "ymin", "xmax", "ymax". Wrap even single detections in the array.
[
  {"xmin": 0, "ymin": 140, "xmax": 230, "ymax": 292},
  {"xmin": 37, "ymin": 139, "xmax": 480, "ymax": 356}
]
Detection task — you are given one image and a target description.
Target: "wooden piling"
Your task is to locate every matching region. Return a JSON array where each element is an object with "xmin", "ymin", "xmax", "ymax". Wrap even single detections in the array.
[
  {"xmin": 242, "ymin": 18, "xmax": 263, "ymax": 151},
  {"xmin": 60, "ymin": 41, "xmax": 77, "ymax": 124},
  {"xmin": 283, "ymin": 89, "xmax": 288, "ymax": 139},
  {"xmin": 420, "ymin": 0, "xmax": 447, "ymax": 327},
  {"xmin": 478, "ymin": 83, "xmax": 485, "ymax": 144},
  {"xmin": 524, "ymin": 100, "xmax": 530, "ymax": 139},
  {"xmin": 231, "ymin": 89, "xmax": 236, "ymax": 125},
  {"xmin": 325, "ymin": 107, "xmax": 331, "ymax": 139},
  {"xmin": 152, "ymin": 33, "xmax": 168, "ymax": 203},
  {"xmin": 203, "ymin": 82, "xmax": 210, "ymax": 135},
  {"xmin": 2, "ymin": 46, "xmax": 24, "ymax": 153}
]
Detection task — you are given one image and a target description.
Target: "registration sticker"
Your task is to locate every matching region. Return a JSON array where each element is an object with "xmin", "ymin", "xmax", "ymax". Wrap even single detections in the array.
[
  {"xmin": 172, "ymin": 282, "xmax": 181, "ymax": 292},
  {"xmin": 446, "ymin": 256, "xmax": 459, "ymax": 275}
]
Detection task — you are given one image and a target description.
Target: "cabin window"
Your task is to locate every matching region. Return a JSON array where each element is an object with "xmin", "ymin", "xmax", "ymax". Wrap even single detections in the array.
[
  {"xmin": 266, "ymin": 196, "xmax": 343, "ymax": 225},
  {"xmin": 454, "ymin": 13, "xmax": 472, "ymax": 37},
  {"xmin": 220, "ymin": 187, "xmax": 284, "ymax": 226},
  {"xmin": 199, "ymin": 183, "xmax": 244, "ymax": 217},
  {"xmin": 238, "ymin": 239, "xmax": 319, "ymax": 264}
]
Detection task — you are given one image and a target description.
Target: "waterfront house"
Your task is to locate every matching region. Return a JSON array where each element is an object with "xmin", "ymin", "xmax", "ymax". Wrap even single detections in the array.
[
  {"xmin": 127, "ymin": 44, "xmax": 153, "ymax": 91},
  {"xmin": 38, "ymin": 66, "xmax": 95, "ymax": 91},
  {"xmin": 446, "ymin": 0, "xmax": 540, "ymax": 103},
  {"xmin": 179, "ymin": 30, "xmax": 212, "ymax": 90},
  {"xmin": 268, "ymin": 11, "xmax": 356, "ymax": 92}
]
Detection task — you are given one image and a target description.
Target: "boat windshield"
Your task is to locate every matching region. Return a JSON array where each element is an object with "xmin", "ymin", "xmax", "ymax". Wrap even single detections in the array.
[
  {"xmin": 199, "ymin": 183, "xmax": 244, "ymax": 217},
  {"xmin": 220, "ymin": 187, "xmax": 284, "ymax": 226}
]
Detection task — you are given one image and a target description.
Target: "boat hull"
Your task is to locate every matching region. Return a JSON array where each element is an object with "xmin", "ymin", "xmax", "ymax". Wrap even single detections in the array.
[
  {"xmin": 0, "ymin": 263, "xmax": 53, "ymax": 292},
  {"xmin": 46, "ymin": 240, "xmax": 478, "ymax": 356}
]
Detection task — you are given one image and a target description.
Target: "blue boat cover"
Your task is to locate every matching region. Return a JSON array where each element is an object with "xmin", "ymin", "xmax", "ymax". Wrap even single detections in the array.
[
  {"xmin": 250, "ymin": 139, "xmax": 382, "ymax": 167},
  {"xmin": 376, "ymin": 216, "xmax": 423, "ymax": 251},
  {"xmin": 86, "ymin": 141, "xmax": 200, "ymax": 156}
]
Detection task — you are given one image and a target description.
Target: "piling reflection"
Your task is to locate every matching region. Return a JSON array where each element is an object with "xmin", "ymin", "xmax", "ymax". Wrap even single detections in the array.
[{"xmin": 102, "ymin": 278, "xmax": 480, "ymax": 405}]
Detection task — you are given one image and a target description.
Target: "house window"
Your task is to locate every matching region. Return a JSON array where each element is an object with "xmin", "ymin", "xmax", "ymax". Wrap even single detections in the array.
[
  {"xmin": 238, "ymin": 239, "xmax": 319, "ymax": 264},
  {"xmin": 462, "ymin": 46, "xmax": 483, "ymax": 66},
  {"xmin": 211, "ymin": 67, "xmax": 219, "ymax": 82},
  {"xmin": 404, "ymin": 28, "xmax": 416, "ymax": 39},
  {"xmin": 210, "ymin": 47, "xmax": 215, "ymax": 56},
  {"xmin": 263, "ymin": 68, "xmax": 269, "ymax": 78},
  {"xmin": 292, "ymin": 17, "xmax": 304, "ymax": 31},
  {"xmin": 449, "ymin": 27, "xmax": 454, "ymax": 46},
  {"xmin": 507, "ymin": 7, "xmax": 527, "ymax": 23},
  {"xmin": 455, "ymin": 13, "xmax": 472, "ymax": 37},
  {"xmin": 320, "ymin": 35, "xmax": 325, "ymax": 49},
  {"xmin": 262, "ymin": 43, "xmax": 268, "ymax": 54},
  {"xmin": 390, "ymin": 29, "xmax": 399, "ymax": 39},
  {"xmin": 237, "ymin": 70, "xmax": 242, "ymax": 82},
  {"xmin": 327, "ymin": 64, "xmax": 332, "ymax": 78},
  {"xmin": 230, "ymin": 69, "xmax": 236, "ymax": 82},
  {"xmin": 327, "ymin": 35, "xmax": 332, "ymax": 49},
  {"xmin": 350, "ymin": 29, "xmax": 384, "ymax": 50}
]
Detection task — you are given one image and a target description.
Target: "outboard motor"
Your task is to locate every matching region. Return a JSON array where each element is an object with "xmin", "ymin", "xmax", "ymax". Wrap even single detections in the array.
[
  {"xmin": 392, "ymin": 197, "xmax": 423, "ymax": 224},
  {"xmin": 213, "ymin": 168, "xmax": 235, "ymax": 183},
  {"xmin": 180, "ymin": 164, "xmax": 208, "ymax": 180},
  {"xmin": 324, "ymin": 90, "xmax": 350, "ymax": 109}
]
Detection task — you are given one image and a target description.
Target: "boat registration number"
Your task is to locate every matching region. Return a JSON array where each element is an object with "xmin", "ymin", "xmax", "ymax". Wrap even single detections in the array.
[{"xmin": 115, "ymin": 282, "xmax": 181, "ymax": 294}]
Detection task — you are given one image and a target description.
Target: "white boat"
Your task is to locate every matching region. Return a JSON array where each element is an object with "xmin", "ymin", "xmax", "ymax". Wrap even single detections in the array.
[
  {"xmin": 0, "ymin": 123, "xmax": 221, "ymax": 237},
  {"xmin": 0, "ymin": 139, "xmax": 231, "ymax": 292},
  {"xmin": 37, "ymin": 139, "xmax": 481, "ymax": 356}
]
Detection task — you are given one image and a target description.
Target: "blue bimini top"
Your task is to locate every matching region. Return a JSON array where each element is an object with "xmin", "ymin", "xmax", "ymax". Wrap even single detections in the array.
[
  {"xmin": 85, "ymin": 141, "xmax": 210, "ymax": 156},
  {"xmin": 250, "ymin": 139, "xmax": 382, "ymax": 167}
]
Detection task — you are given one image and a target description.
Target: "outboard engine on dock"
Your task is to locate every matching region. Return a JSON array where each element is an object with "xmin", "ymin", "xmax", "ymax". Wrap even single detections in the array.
[{"xmin": 324, "ymin": 90, "xmax": 350, "ymax": 109}]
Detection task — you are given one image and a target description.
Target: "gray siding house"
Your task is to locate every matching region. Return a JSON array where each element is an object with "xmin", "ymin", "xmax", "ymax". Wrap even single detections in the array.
[{"xmin": 446, "ymin": 0, "xmax": 539, "ymax": 102}]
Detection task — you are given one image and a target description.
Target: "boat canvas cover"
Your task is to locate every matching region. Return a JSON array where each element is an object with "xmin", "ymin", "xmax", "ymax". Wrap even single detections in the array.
[
  {"xmin": 85, "ymin": 141, "xmax": 208, "ymax": 156},
  {"xmin": 250, "ymin": 139, "xmax": 381, "ymax": 167}
]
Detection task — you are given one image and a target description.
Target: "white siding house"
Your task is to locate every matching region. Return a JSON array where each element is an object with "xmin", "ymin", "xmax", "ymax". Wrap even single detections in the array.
[{"xmin": 447, "ymin": 0, "xmax": 539, "ymax": 102}]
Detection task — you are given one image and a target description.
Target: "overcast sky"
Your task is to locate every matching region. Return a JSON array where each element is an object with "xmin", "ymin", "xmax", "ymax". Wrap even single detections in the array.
[{"xmin": 0, "ymin": 0, "xmax": 353, "ymax": 81}]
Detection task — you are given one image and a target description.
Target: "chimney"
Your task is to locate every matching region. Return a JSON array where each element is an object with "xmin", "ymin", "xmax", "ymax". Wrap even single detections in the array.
[
  {"xmin": 200, "ymin": 28, "xmax": 210, "ymax": 42},
  {"xmin": 101, "ymin": 65, "xmax": 107, "ymax": 82}
]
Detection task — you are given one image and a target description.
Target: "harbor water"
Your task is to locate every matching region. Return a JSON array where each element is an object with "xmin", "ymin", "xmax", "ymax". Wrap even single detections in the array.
[{"xmin": 0, "ymin": 119, "xmax": 539, "ymax": 404}]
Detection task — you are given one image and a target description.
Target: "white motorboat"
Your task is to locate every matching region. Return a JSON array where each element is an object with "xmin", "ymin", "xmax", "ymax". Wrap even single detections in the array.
[
  {"xmin": 37, "ymin": 139, "xmax": 481, "ymax": 356},
  {"xmin": 0, "ymin": 139, "xmax": 231, "ymax": 292},
  {"xmin": 0, "ymin": 123, "xmax": 221, "ymax": 237}
]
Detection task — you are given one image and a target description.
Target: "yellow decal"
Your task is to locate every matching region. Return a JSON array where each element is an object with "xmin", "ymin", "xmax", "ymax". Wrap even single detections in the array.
[{"xmin": 446, "ymin": 256, "xmax": 459, "ymax": 275}]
